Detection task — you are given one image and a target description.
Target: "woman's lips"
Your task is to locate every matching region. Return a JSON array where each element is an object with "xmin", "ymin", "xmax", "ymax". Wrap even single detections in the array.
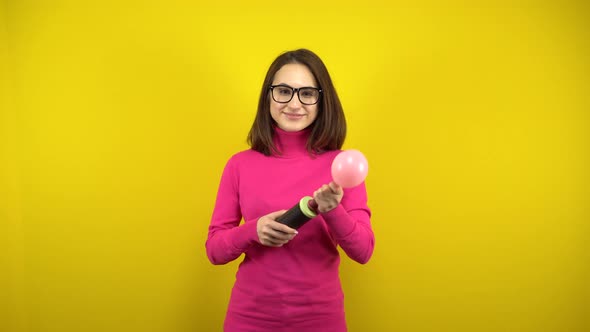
[{"xmin": 283, "ymin": 112, "xmax": 305, "ymax": 120}]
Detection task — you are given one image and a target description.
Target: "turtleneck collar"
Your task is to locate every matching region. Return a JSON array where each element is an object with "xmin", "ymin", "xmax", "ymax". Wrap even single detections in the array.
[{"xmin": 273, "ymin": 126, "xmax": 311, "ymax": 158}]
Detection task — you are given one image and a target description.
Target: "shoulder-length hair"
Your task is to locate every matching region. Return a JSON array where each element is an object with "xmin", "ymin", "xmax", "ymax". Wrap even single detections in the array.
[{"xmin": 247, "ymin": 49, "xmax": 346, "ymax": 156}]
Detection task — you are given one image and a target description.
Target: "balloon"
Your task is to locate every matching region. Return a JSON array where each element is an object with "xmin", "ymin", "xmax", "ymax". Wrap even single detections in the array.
[{"xmin": 331, "ymin": 149, "xmax": 369, "ymax": 188}]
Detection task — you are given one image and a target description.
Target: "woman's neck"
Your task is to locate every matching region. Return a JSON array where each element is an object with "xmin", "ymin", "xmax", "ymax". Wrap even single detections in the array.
[{"xmin": 273, "ymin": 126, "xmax": 311, "ymax": 158}]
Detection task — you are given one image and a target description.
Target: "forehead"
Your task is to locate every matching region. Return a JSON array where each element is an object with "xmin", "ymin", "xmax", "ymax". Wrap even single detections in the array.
[{"xmin": 272, "ymin": 63, "xmax": 317, "ymax": 87}]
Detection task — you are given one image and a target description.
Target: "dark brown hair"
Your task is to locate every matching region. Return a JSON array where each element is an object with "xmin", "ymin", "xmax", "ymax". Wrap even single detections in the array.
[{"xmin": 247, "ymin": 49, "xmax": 346, "ymax": 156}]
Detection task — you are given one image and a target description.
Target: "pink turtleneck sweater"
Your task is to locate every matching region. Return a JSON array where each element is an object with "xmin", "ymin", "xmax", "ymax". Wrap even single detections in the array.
[{"xmin": 206, "ymin": 127, "xmax": 375, "ymax": 332}]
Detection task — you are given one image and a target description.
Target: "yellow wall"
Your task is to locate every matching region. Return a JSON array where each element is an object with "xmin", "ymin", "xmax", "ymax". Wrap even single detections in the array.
[{"xmin": 1, "ymin": 1, "xmax": 588, "ymax": 331}]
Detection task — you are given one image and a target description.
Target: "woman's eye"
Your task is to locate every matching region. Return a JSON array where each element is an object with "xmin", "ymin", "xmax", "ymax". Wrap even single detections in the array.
[{"xmin": 278, "ymin": 88, "xmax": 291, "ymax": 95}]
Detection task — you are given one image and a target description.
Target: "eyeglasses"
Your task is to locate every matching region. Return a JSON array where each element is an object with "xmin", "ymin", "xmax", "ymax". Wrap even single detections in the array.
[{"xmin": 269, "ymin": 84, "xmax": 322, "ymax": 105}]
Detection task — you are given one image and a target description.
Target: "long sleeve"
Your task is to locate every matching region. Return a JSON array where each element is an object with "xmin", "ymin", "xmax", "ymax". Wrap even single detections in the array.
[
  {"xmin": 321, "ymin": 182, "xmax": 375, "ymax": 264},
  {"xmin": 205, "ymin": 157, "xmax": 259, "ymax": 265},
  {"xmin": 208, "ymin": 128, "xmax": 374, "ymax": 330}
]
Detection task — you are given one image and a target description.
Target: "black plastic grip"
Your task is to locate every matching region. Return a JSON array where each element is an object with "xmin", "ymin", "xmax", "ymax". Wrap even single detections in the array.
[{"xmin": 275, "ymin": 196, "xmax": 318, "ymax": 230}]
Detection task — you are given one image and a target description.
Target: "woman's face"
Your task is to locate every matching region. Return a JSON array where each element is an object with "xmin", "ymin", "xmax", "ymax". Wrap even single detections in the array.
[{"xmin": 270, "ymin": 63, "xmax": 319, "ymax": 132}]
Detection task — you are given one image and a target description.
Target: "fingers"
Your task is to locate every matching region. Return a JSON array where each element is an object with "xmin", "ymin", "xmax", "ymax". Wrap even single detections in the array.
[
  {"xmin": 313, "ymin": 185, "xmax": 328, "ymax": 198},
  {"xmin": 257, "ymin": 212, "xmax": 298, "ymax": 247},
  {"xmin": 313, "ymin": 182, "xmax": 344, "ymax": 213},
  {"xmin": 328, "ymin": 181, "xmax": 343, "ymax": 195},
  {"xmin": 259, "ymin": 227, "xmax": 296, "ymax": 247},
  {"xmin": 271, "ymin": 222, "xmax": 298, "ymax": 235},
  {"xmin": 313, "ymin": 184, "xmax": 343, "ymax": 199},
  {"xmin": 264, "ymin": 224, "xmax": 297, "ymax": 240}
]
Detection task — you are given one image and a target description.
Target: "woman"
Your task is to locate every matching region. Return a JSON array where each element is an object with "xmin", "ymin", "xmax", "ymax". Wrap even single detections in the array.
[{"xmin": 206, "ymin": 49, "xmax": 375, "ymax": 331}]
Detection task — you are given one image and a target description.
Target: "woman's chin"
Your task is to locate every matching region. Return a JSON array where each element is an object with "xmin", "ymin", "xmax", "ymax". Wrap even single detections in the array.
[{"xmin": 277, "ymin": 122, "xmax": 310, "ymax": 132}]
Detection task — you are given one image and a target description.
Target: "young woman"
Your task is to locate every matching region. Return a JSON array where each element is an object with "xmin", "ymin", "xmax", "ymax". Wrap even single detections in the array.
[{"xmin": 206, "ymin": 49, "xmax": 375, "ymax": 332}]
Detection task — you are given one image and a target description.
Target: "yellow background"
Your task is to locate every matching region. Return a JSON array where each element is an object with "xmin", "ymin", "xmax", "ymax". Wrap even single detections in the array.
[{"xmin": 1, "ymin": 1, "xmax": 588, "ymax": 331}]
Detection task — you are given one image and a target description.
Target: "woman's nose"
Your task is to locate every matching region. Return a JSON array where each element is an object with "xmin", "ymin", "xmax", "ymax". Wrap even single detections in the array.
[{"xmin": 288, "ymin": 93, "xmax": 302, "ymax": 109}]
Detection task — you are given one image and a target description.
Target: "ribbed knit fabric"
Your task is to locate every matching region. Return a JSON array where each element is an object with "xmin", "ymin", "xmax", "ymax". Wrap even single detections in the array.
[{"xmin": 206, "ymin": 127, "xmax": 375, "ymax": 332}]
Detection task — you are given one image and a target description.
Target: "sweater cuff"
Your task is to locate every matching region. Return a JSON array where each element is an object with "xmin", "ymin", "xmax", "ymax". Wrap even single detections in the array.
[
  {"xmin": 229, "ymin": 220, "xmax": 259, "ymax": 250},
  {"xmin": 321, "ymin": 204, "xmax": 356, "ymax": 239}
]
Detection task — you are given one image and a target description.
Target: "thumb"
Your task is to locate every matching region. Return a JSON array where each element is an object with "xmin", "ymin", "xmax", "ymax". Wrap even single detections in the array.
[
  {"xmin": 329, "ymin": 182, "xmax": 343, "ymax": 195},
  {"xmin": 267, "ymin": 209, "xmax": 288, "ymax": 220}
]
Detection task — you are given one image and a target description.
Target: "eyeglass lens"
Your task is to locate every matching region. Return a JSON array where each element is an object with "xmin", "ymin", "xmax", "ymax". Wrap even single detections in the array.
[{"xmin": 272, "ymin": 86, "xmax": 320, "ymax": 105}]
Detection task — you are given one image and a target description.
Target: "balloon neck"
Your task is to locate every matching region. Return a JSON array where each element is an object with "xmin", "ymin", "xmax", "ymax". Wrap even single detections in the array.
[{"xmin": 307, "ymin": 199, "xmax": 319, "ymax": 214}]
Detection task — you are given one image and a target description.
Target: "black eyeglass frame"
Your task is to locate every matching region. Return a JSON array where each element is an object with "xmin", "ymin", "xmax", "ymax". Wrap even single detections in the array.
[{"xmin": 269, "ymin": 84, "xmax": 323, "ymax": 105}]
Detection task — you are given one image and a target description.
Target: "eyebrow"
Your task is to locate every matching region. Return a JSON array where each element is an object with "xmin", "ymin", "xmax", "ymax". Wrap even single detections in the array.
[{"xmin": 273, "ymin": 83, "xmax": 319, "ymax": 89}]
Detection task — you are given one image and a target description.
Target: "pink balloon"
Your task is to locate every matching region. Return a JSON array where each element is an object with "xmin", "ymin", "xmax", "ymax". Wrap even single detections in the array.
[{"xmin": 331, "ymin": 149, "xmax": 369, "ymax": 188}]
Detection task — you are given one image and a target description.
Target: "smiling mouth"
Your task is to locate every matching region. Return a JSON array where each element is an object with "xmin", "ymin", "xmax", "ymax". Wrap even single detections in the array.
[{"xmin": 283, "ymin": 113, "xmax": 305, "ymax": 118}]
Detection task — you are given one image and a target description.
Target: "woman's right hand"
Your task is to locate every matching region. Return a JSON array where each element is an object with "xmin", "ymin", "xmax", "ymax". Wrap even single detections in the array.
[{"xmin": 257, "ymin": 210, "xmax": 298, "ymax": 247}]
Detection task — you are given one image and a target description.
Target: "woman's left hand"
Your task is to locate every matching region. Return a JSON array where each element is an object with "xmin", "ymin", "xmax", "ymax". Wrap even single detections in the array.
[{"xmin": 313, "ymin": 181, "xmax": 343, "ymax": 213}]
